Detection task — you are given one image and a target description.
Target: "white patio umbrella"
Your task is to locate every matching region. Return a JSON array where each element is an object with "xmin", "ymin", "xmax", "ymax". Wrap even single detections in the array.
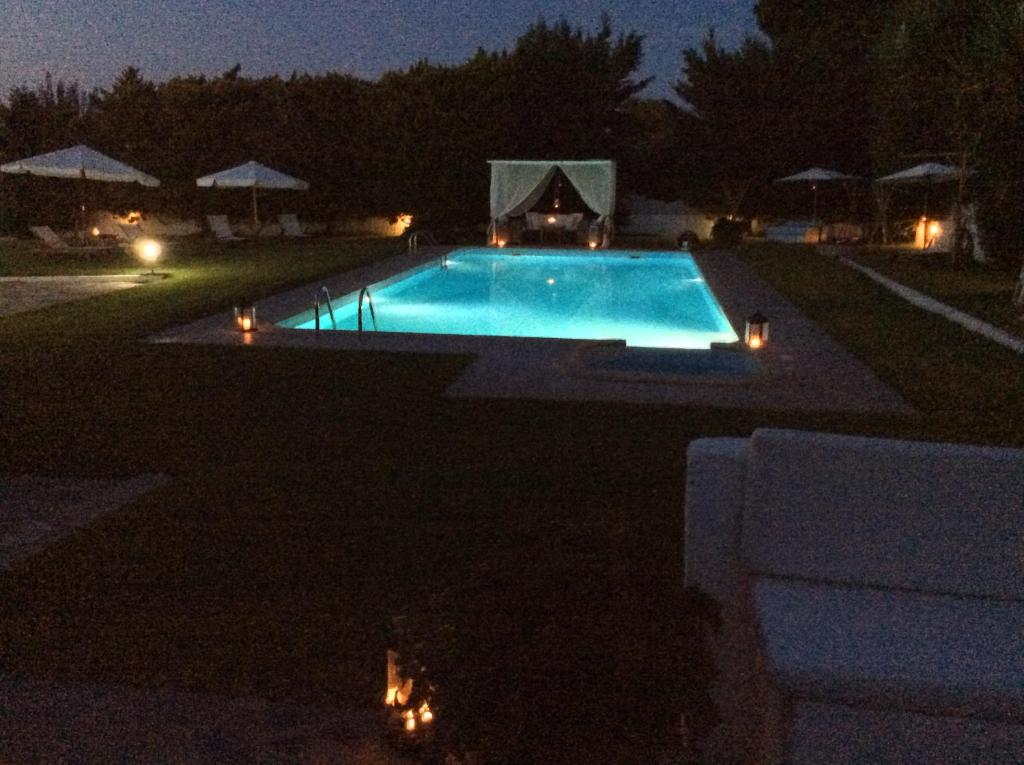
[
  {"xmin": 1, "ymin": 144, "xmax": 160, "ymax": 238},
  {"xmin": 196, "ymin": 161, "xmax": 309, "ymax": 230},
  {"xmin": 877, "ymin": 162, "xmax": 961, "ymax": 220},
  {"xmin": 876, "ymin": 162, "xmax": 960, "ymax": 185},
  {"xmin": 775, "ymin": 167, "xmax": 858, "ymax": 222}
]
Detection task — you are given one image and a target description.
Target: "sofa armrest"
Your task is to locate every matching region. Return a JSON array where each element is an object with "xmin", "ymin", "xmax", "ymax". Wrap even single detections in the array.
[{"xmin": 684, "ymin": 437, "xmax": 749, "ymax": 605}]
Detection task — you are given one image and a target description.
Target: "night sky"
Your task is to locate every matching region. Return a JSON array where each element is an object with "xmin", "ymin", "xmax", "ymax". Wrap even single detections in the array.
[{"xmin": 1, "ymin": 0, "xmax": 759, "ymax": 101}]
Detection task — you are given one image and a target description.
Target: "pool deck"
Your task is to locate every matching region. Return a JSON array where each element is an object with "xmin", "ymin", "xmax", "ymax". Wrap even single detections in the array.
[
  {"xmin": 0, "ymin": 273, "xmax": 166, "ymax": 318},
  {"xmin": 151, "ymin": 247, "xmax": 911, "ymax": 415}
]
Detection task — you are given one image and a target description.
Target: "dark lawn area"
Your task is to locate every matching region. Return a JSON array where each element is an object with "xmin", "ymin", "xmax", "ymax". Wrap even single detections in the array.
[{"xmin": 0, "ymin": 237, "xmax": 1021, "ymax": 762}]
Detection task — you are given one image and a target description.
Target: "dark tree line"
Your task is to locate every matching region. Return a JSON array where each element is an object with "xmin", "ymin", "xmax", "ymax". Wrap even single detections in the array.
[
  {"xmin": 677, "ymin": 0, "xmax": 1024, "ymax": 268},
  {"xmin": 0, "ymin": 17, "xmax": 653, "ymax": 234},
  {"xmin": 3, "ymin": 5, "xmax": 1020, "ymax": 271}
]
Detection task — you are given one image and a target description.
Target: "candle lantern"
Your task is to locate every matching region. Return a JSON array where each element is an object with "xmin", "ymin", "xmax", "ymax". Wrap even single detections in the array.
[
  {"xmin": 745, "ymin": 311, "xmax": 769, "ymax": 350},
  {"xmin": 233, "ymin": 303, "xmax": 257, "ymax": 332},
  {"xmin": 384, "ymin": 649, "xmax": 436, "ymax": 742}
]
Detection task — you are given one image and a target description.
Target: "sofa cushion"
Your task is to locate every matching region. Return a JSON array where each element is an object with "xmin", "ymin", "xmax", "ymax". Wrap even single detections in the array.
[
  {"xmin": 754, "ymin": 577, "xmax": 1024, "ymax": 722},
  {"xmin": 742, "ymin": 429, "xmax": 1024, "ymax": 599}
]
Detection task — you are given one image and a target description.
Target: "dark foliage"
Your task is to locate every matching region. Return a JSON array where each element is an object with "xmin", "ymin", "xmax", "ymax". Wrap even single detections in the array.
[{"xmin": 0, "ymin": 17, "xmax": 652, "ymax": 235}]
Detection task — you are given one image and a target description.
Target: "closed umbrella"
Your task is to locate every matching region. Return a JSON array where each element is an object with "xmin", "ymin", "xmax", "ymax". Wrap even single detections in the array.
[
  {"xmin": 775, "ymin": 167, "xmax": 858, "ymax": 222},
  {"xmin": 1, "ymin": 144, "xmax": 160, "ymax": 238},
  {"xmin": 196, "ymin": 161, "xmax": 309, "ymax": 231}
]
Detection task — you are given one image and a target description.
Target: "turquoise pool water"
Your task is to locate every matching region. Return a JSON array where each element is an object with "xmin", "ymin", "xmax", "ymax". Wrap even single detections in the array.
[{"xmin": 284, "ymin": 248, "xmax": 739, "ymax": 349}]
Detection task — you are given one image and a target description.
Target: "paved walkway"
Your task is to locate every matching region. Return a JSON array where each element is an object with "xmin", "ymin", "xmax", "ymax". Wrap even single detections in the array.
[
  {"xmin": 0, "ymin": 473, "xmax": 168, "ymax": 569},
  {"xmin": 0, "ymin": 274, "xmax": 163, "ymax": 318},
  {"xmin": 839, "ymin": 256, "xmax": 1024, "ymax": 355},
  {"xmin": 0, "ymin": 675, "xmax": 405, "ymax": 764}
]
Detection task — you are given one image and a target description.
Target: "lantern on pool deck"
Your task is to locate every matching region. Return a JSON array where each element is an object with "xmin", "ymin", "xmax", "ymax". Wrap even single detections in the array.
[
  {"xmin": 745, "ymin": 311, "xmax": 769, "ymax": 350},
  {"xmin": 233, "ymin": 303, "xmax": 257, "ymax": 332}
]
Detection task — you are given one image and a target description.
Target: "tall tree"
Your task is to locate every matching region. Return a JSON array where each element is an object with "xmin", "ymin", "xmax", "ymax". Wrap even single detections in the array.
[
  {"xmin": 871, "ymin": 0, "xmax": 1024, "ymax": 267},
  {"xmin": 676, "ymin": 32, "xmax": 783, "ymax": 214},
  {"xmin": 505, "ymin": 16, "xmax": 650, "ymax": 160},
  {"xmin": 755, "ymin": 0, "xmax": 889, "ymax": 173}
]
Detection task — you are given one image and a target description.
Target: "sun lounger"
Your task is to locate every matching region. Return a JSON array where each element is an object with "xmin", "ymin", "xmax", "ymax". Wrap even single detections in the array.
[
  {"xmin": 206, "ymin": 215, "xmax": 246, "ymax": 244},
  {"xmin": 29, "ymin": 226, "xmax": 120, "ymax": 253},
  {"xmin": 29, "ymin": 226, "xmax": 71, "ymax": 250},
  {"xmin": 278, "ymin": 213, "xmax": 308, "ymax": 238}
]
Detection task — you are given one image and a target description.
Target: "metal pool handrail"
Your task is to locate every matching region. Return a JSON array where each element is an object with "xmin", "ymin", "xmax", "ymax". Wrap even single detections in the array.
[
  {"xmin": 357, "ymin": 286, "xmax": 378, "ymax": 332},
  {"xmin": 313, "ymin": 285, "xmax": 336, "ymax": 331},
  {"xmin": 407, "ymin": 229, "xmax": 438, "ymax": 256}
]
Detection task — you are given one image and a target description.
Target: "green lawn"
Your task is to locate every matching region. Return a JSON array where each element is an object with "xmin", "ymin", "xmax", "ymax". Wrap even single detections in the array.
[{"xmin": 0, "ymin": 237, "xmax": 1021, "ymax": 762}]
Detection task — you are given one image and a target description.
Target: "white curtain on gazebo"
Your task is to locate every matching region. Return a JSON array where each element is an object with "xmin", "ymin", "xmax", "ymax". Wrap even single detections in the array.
[
  {"xmin": 489, "ymin": 162, "xmax": 557, "ymax": 221},
  {"xmin": 488, "ymin": 160, "xmax": 616, "ymax": 246}
]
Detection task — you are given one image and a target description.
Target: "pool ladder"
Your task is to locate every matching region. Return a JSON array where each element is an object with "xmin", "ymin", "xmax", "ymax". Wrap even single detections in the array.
[
  {"xmin": 313, "ymin": 285, "xmax": 336, "ymax": 331},
  {"xmin": 357, "ymin": 286, "xmax": 378, "ymax": 332},
  {"xmin": 407, "ymin": 229, "xmax": 438, "ymax": 256}
]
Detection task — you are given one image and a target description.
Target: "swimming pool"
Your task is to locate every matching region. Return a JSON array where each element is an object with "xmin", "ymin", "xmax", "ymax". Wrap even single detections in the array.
[{"xmin": 281, "ymin": 248, "xmax": 739, "ymax": 349}]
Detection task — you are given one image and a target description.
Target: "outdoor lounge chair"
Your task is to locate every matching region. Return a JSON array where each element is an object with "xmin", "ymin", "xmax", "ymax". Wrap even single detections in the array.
[
  {"xmin": 29, "ymin": 226, "xmax": 121, "ymax": 253},
  {"xmin": 278, "ymin": 213, "xmax": 308, "ymax": 238},
  {"xmin": 29, "ymin": 226, "xmax": 70, "ymax": 250},
  {"xmin": 206, "ymin": 215, "xmax": 246, "ymax": 244}
]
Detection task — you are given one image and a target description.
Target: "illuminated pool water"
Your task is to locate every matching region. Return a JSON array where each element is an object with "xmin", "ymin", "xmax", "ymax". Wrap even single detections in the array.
[{"xmin": 282, "ymin": 248, "xmax": 738, "ymax": 349}]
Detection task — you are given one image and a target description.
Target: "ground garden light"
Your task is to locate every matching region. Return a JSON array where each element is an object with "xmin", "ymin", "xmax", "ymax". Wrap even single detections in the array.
[
  {"xmin": 233, "ymin": 303, "xmax": 257, "ymax": 332},
  {"xmin": 134, "ymin": 238, "xmax": 162, "ymax": 273},
  {"xmin": 745, "ymin": 311, "xmax": 769, "ymax": 350}
]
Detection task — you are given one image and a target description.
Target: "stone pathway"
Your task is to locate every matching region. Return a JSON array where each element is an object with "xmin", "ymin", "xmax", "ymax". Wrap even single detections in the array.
[
  {"xmin": 0, "ymin": 274, "xmax": 163, "ymax": 318},
  {"xmin": 0, "ymin": 473, "xmax": 168, "ymax": 569},
  {"xmin": 839, "ymin": 257, "xmax": 1024, "ymax": 355},
  {"xmin": 0, "ymin": 675, "xmax": 406, "ymax": 764}
]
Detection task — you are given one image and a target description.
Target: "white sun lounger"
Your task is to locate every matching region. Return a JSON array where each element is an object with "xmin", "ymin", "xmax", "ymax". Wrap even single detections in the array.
[
  {"xmin": 29, "ymin": 226, "xmax": 71, "ymax": 250},
  {"xmin": 278, "ymin": 213, "xmax": 308, "ymax": 238},
  {"xmin": 206, "ymin": 215, "xmax": 246, "ymax": 243}
]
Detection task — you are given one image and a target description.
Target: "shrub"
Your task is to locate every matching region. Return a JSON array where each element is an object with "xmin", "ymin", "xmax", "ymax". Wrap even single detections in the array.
[{"xmin": 711, "ymin": 217, "xmax": 747, "ymax": 245}]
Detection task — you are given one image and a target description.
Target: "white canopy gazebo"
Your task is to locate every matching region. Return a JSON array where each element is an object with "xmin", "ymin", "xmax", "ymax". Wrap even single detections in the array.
[{"xmin": 488, "ymin": 160, "xmax": 616, "ymax": 247}]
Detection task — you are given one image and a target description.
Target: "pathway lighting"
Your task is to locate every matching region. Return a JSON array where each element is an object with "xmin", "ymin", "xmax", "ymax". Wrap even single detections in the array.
[
  {"xmin": 233, "ymin": 303, "xmax": 257, "ymax": 332},
  {"xmin": 745, "ymin": 311, "xmax": 769, "ymax": 350}
]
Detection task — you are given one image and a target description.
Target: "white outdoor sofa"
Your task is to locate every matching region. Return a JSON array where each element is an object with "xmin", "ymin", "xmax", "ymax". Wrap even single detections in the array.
[{"xmin": 684, "ymin": 428, "xmax": 1024, "ymax": 763}]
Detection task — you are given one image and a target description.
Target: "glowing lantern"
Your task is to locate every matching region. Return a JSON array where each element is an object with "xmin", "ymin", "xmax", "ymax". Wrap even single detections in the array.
[
  {"xmin": 497, "ymin": 239, "xmax": 507, "ymax": 248},
  {"xmin": 385, "ymin": 649, "xmax": 413, "ymax": 707},
  {"xmin": 546, "ymin": 215, "xmax": 557, "ymax": 225},
  {"xmin": 91, "ymin": 226, "xmax": 101, "ymax": 237},
  {"xmin": 384, "ymin": 649, "xmax": 436, "ymax": 738},
  {"xmin": 915, "ymin": 217, "xmax": 944, "ymax": 249},
  {"xmin": 588, "ymin": 240, "xmax": 598, "ymax": 250},
  {"xmin": 745, "ymin": 312, "xmax": 769, "ymax": 350},
  {"xmin": 233, "ymin": 303, "xmax": 257, "ymax": 332},
  {"xmin": 419, "ymin": 702, "xmax": 433, "ymax": 724}
]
